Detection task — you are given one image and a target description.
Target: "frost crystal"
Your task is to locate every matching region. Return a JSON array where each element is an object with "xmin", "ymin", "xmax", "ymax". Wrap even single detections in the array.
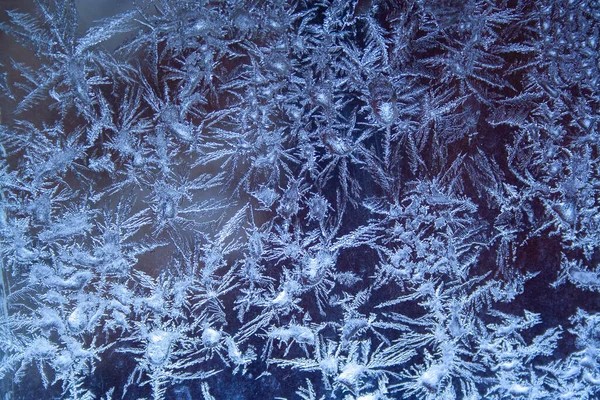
[{"xmin": 0, "ymin": 0, "xmax": 599, "ymax": 399}]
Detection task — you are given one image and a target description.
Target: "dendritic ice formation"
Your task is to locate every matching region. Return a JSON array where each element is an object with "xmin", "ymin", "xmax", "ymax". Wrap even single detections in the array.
[{"xmin": 0, "ymin": 0, "xmax": 599, "ymax": 399}]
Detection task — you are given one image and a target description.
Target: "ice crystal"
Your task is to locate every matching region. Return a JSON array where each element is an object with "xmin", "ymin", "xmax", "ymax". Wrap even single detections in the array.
[{"xmin": 0, "ymin": 0, "xmax": 599, "ymax": 399}]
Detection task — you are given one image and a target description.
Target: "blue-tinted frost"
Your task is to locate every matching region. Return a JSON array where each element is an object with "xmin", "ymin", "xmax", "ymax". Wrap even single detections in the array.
[{"xmin": 0, "ymin": 0, "xmax": 599, "ymax": 399}]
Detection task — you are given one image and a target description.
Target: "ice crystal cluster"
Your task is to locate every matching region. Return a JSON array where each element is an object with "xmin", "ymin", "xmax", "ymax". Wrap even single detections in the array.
[{"xmin": 0, "ymin": 0, "xmax": 599, "ymax": 399}]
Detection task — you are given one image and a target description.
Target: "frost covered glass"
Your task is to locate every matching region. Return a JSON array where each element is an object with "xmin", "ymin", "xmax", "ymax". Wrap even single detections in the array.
[{"xmin": 0, "ymin": 0, "xmax": 599, "ymax": 399}]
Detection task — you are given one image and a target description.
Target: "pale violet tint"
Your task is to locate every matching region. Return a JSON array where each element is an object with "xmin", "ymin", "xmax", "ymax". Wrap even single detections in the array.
[{"xmin": 0, "ymin": 0, "xmax": 599, "ymax": 399}]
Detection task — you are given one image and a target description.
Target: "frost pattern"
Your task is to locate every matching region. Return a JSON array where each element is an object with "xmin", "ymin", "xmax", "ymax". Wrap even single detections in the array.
[{"xmin": 0, "ymin": 0, "xmax": 599, "ymax": 399}]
